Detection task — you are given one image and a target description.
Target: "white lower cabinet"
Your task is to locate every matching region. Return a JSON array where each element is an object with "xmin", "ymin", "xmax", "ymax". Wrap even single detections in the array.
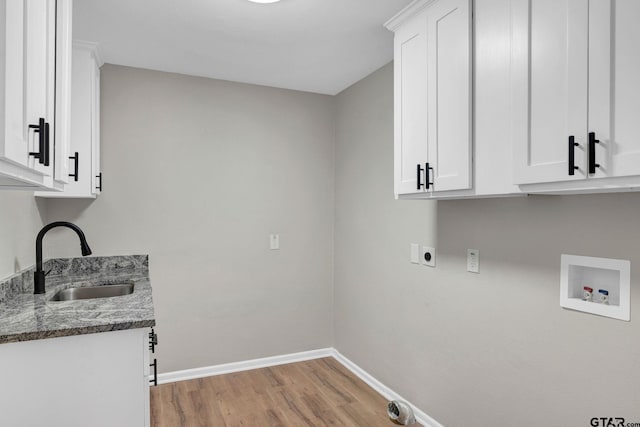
[
  {"xmin": 386, "ymin": 0, "xmax": 522, "ymax": 200},
  {"xmin": 0, "ymin": 329, "xmax": 151, "ymax": 427},
  {"xmin": 512, "ymin": 0, "xmax": 640, "ymax": 194},
  {"xmin": 36, "ymin": 42, "xmax": 103, "ymax": 198}
]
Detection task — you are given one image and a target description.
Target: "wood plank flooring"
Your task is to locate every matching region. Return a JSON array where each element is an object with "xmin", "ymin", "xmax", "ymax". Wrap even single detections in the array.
[{"xmin": 150, "ymin": 357, "xmax": 421, "ymax": 427}]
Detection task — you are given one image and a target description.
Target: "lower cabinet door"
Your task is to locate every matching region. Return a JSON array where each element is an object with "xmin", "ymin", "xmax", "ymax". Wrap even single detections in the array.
[{"xmin": 0, "ymin": 329, "xmax": 150, "ymax": 427}]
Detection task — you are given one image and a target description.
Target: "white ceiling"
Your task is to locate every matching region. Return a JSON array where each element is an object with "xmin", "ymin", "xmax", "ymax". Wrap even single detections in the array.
[{"xmin": 73, "ymin": 0, "xmax": 413, "ymax": 95}]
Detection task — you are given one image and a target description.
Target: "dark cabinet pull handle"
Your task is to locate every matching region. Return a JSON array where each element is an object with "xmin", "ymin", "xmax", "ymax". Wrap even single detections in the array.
[
  {"xmin": 568, "ymin": 136, "xmax": 579, "ymax": 176},
  {"xmin": 588, "ymin": 132, "xmax": 600, "ymax": 174},
  {"xmin": 150, "ymin": 359, "xmax": 158, "ymax": 386},
  {"xmin": 96, "ymin": 172, "xmax": 102, "ymax": 191},
  {"xmin": 43, "ymin": 122, "xmax": 50, "ymax": 167},
  {"xmin": 68, "ymin": 152, "xmax": 79, "ymax": 181},
  {"xmin": 425, "ymin": 163, "xmax": 434, "ymax": 190},
  {"xmin": 29, "ymin": 118, "xmax": 46, "ymax": 164},
  {"xmin": 416, "ymin": 164, "xmax": 424, "ymax": 190}
]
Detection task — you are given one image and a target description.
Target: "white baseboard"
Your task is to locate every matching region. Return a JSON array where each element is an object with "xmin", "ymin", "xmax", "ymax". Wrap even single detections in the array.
[
  {"xmin": 157, "ymin": 348, "xmax": 334, "ymax": 384},
  {"xmin": 330, "ymin": 349, "xmax": 444, "ymax": 427},
  {"xmin": 157, "ymin": 347, "xmax": 443, "ymax": 427}
]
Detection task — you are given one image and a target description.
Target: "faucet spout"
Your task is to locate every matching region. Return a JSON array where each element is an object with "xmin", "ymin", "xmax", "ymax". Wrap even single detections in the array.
[{"xmin": 34, "ymin": 222, "xmax": 92, "ymax": 294}]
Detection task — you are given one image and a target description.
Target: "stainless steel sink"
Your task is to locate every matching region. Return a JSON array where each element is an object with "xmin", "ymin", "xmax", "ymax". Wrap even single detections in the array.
[{"xmin": 51, "ymin": 283, "xmax": 134, "ymax": 301}]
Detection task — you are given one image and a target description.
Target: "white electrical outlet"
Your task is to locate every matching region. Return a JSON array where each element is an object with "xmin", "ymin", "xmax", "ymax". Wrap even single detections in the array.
[
  {"xmin": 422, "ymin": 246, "xmax": 436, "ymax": 267},
  {"xmin": 410, "ymin": 244, "xmax": 420, "ymax": 264},
  {"xmin": 467, "ymin": 249, "xmax": 479, "ymax": 273},
  {"xmin": 270, "ymin": 234, "xmax": 280, "ymax": 250}
]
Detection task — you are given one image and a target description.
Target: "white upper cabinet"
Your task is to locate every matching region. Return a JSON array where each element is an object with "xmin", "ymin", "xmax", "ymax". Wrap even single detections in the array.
[
  {"xmin": 36, "ymin": 42, "xmax": 102, "ymax": 199},
  {"xmin": 0, "ymin": 0, "xmax": 71, "ymax": 190},
  {"xmin": 24, "ymin": 0, "xmax": 52, "ymax": 178},
  {"xmin": 1, "ymin": 2, "xmax": 32, "ymax": 174},
  {"xmin": 512, "ymin": 0, "xmax": 589, "ymax": 185},
  {"xmin": 388, "ymin": 0, "xmax": 472, "ymax": 197},
  {"xmin": 512, "ymin": 0, "xmax": 640, "ymax": 192},
  {"xmin": 387, "ymin": 0, "xmax": 521, "ymax": 199},
  {"xmin": 588, "ymin": 0, "xmax": 640, "ymax": 180},
  {"xmin": 392, "ymin": 9, "xmax": 428, "ymax": 195},
  {"xmin": 52, "ymin": 0, "xmax": 73, "ymax": 188},
  {"xmin": 425, "ymin": 0, "xmax": 472, "ymax": 192}
]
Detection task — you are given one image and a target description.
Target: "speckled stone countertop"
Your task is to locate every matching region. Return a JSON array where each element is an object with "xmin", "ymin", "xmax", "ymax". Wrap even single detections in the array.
[{"xmin": 0, "ymin": 255, "xmax": 155, "ymax": 344}]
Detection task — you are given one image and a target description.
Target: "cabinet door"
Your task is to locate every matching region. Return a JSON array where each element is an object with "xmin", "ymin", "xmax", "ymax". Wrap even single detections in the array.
[
  {"xmin": 0, "ymin": 0, "xmax": 69, "ymax": 189},
  {"xmin": 69, "ymin": 45, "xmax": 99, "ymax": 196},
  {"xmin": 512, "ymin": 0, "xmax": 589, "ymax": 185},
  {"xmin": 92, "ymin": 60, "xmax": 101, "ymax": 195},
  {"xmin": 62, "ymin": 45, "xmax": 94, "ymax": 196},
  {"xmin": 24, "ymin": 0, "xmax": 53, "ymax": 176},
  {"xmin": 35, "ymin": 41, "xmax": 101, "ymax": 198},
  {"xmin": 52, "ymin": 0, "xmax": 72, "ymax": 185},
  {"xmin": 0, "ymin": 329, "xmax": 149, "ymax": 427},
  {"xmin": 426, "ymin": 0, "xmax": 472, "ymax": 192},
  {"xmin": 393, "ymin": 10, "xmax": 428, "ymax": 196},
  {"xmin": 588, "ymin": 0, "xmax": 640, "ymax": 179},
  {"xmin": 1, "ymin": 0, "xmax": 29, "ymax": 167}
]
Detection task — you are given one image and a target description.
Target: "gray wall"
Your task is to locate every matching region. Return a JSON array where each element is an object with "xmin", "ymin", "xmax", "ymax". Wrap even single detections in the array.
[
  {"xmin": 334, "ymin": 63, "xmax": 640, "ymax": 425},
  {"xmin": 33, "ymin": 61, "xmax": 640, "ymax": 425},
  {"xmin": 0, "ymin": 193, "xmax": 44, "ymax": 279},
  {"xmin": 44, "ymin": 65, "xmax": 335, "ymax": 372}
]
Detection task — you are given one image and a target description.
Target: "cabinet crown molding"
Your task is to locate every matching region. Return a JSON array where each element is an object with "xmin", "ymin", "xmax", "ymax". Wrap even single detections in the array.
[
  {"xmin": 72, "ymin": 40, "xmax": 104, "ymax": 67},
  {"xmin": 384, "ymin": 0, "xmax": 439, "ymax": 31}
]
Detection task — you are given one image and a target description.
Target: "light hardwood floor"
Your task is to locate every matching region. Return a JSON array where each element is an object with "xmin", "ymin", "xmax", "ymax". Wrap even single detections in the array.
[{"xmin": 151, "ymin": 357, "xmax": 420, "ymax": 427}]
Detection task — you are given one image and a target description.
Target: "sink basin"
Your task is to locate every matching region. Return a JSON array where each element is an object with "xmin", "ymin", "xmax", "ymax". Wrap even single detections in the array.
[{"xmin": 51, "ymin": 283, "xmax": 134, "ymax": 301}]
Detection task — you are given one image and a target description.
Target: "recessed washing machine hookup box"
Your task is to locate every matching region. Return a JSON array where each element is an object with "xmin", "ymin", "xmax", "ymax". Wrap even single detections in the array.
[{"xmin": 560, "ymin": 254, "xmax": 630, "ymax": 321}]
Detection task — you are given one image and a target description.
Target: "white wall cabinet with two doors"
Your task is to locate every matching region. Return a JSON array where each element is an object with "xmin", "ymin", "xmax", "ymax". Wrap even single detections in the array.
[
  {"xmin": 512, "ymin": 0, "xmax": 640, "ymax": 194},
  {"xmin": 36, "ymin": 41, "xmax": 103, "ymax": 198},
  {"xmin": 386, "ymin": 0, "xmax": 522, "ymax": 199},
  {"xmin": 0, "ymin": 0, "xmax": 72, "ymax": 190}
]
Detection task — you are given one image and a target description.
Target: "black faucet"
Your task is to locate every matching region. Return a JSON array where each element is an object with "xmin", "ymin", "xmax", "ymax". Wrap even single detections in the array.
[{"xmin": 34, "ymin": 221, "xmax": 92, "ymax": 294}]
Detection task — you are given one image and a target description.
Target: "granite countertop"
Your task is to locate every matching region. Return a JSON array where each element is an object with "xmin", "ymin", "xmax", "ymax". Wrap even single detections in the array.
[{"xmin": 0, "ymin": 255, "xmax": 156, "ymax": 344}]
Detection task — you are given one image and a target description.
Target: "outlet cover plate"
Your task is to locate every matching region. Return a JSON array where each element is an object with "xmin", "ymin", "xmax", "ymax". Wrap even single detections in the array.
[
  {"xmin": 410, "ymin": 244, "xmax": 420, "ymax": 264},
  {"xmin": 467, "ymin": 249, "xmax": 479, "ymax": 273},
  {"xmin": 270, "ymin": 234, "xmax": 280, "ymax": 250},
  {"xmin": 422, "ymin": 246, "xmax": 436, "ymax": 267}
]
